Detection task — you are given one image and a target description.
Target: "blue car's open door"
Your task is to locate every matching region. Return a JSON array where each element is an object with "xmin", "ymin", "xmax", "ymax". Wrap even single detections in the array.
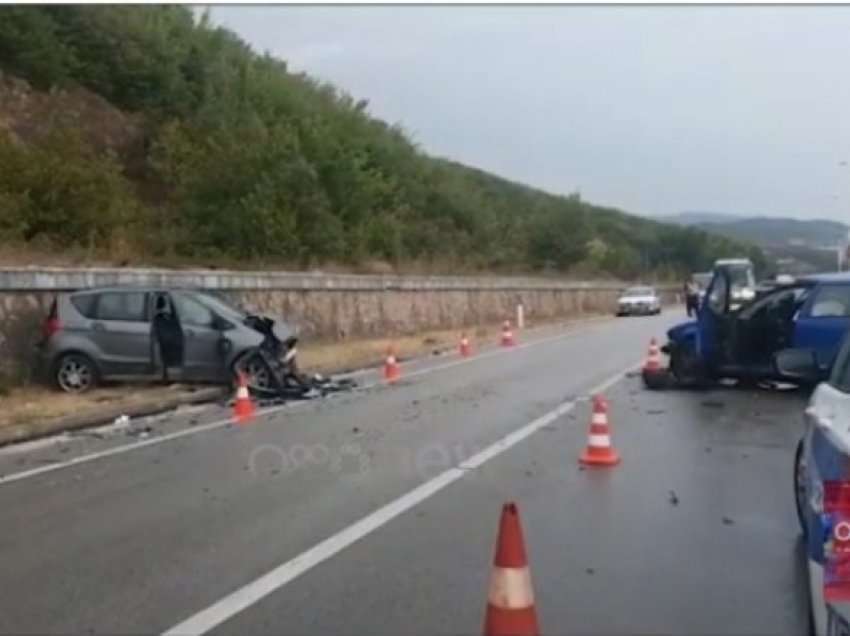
[{"xmin": 696, "ymin": 267, "xmax": 731, "ymax": 367}]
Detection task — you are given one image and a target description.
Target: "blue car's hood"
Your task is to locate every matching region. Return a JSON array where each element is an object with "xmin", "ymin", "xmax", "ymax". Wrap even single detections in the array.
[{"xmin": 667, "ymin": 320, "xmax": 698, "ymax": 344}]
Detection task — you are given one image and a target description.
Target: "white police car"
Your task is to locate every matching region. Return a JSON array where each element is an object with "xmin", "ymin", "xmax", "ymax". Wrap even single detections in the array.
[{"xmin": 785, "ymin": 332, "xmax": 850, "ymax": 635}]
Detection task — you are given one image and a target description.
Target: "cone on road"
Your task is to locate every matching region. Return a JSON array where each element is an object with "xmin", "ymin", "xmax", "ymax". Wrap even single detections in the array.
[
  {"xmin": 501, "ymin": 321, "xmax": 515, "ymax": 347},
  {"xmin": 384, "ymin": 346, "xmax": 401, "ymax": 383},
  {"xmin": 579, "ymin": 394, "xmax": 620, "ymax": 466},
  {"xmin": 641, "ymin": 337, "xmax": 670, "ymax": 390},
  {"xmin": 643, "ymin": 337, "xmax": 663, "ymax": 374},
  {"xmin": 233, "ymin": 371, "xmax": 256, "ymax": 424},
  {"xmin": 483, "ymin": 502, "xmax": 540, "ymax": 636},
  {"xmin": 460, "ymin": 333, "xmax": 472, "ymax": 357}
]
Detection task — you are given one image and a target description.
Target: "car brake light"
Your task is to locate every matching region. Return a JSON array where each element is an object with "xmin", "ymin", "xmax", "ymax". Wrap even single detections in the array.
[
  {"xmin": 42, "ymin": 300, "xmax": 63, "ymax": 340},
  {"xmin": 42, "ymin": 317, "xmax": 63, "ymax": 339},
  {"xmin": 823, "ymin": 480, "xmax": 850, "ymax": 601}
]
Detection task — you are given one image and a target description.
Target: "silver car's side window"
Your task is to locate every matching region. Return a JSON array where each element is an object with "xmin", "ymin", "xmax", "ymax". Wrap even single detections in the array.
[
  {"xmin": 173, "ymin": 294, "xmax": 215, "ymax": 328},
  {"xmin": 95, "ymin": 292, "xmax": 148, "ymax": 322}
]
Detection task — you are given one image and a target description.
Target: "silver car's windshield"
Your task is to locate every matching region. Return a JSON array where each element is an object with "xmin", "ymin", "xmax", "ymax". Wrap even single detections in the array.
[
  {"xmin": 624, "ymin": 287, "xmax": 653, "ymax": 297},
  {"xmin": 190, "ymin": 291, "xmax": 248, "ymax": 319}
]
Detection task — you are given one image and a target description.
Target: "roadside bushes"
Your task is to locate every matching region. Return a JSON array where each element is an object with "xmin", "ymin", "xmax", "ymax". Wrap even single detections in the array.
[{"xmin": 0, "ymin": 128, "xmax": 142, "ymax": 251}]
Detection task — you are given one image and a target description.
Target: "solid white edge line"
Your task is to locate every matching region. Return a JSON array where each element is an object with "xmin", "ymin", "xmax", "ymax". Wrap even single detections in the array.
[
  {"xmin": 160, "ymin": 363, "xmax": 637, "ymax": 636},
  {"xmin": 0, "ymin": 322, "xmax": 610, "ymax": 487}
]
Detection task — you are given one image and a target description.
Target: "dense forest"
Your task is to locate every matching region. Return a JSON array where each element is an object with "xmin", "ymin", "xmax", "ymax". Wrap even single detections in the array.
[{"xmin": 0, "ymin": 6, "xmax": 767, "ymax": 277}]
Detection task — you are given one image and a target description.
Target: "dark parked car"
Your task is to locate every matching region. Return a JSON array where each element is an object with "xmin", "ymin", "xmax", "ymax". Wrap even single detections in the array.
[{"xmin": 37, "ymin": 287, "xmax": 298, "ymax": 394}]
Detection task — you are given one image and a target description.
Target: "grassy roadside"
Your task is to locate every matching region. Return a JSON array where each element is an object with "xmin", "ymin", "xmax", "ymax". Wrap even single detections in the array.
[{"xmin": 0, "ymin": 314, "xmax": 610, "ymax": 431}]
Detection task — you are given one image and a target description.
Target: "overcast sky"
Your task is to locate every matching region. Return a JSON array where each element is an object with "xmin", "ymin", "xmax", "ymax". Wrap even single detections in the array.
[{"xmin": 210, "ymin": 5, "xmax": 850, "ymax": 223}]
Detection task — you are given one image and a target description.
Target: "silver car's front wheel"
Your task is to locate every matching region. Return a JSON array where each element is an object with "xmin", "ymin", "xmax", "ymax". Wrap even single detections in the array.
[
  {"xmin": 234, "ymin": 354, "xmax": 274, "ymax": 394},
  {"xmin": 54, "ymin": 353, "xmax": 98, "ymax": 393}
]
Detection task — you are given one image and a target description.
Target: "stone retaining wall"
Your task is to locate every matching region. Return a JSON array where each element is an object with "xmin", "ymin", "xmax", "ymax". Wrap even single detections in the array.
[{"xmin": 0, "ymin": 267, "xmax": 677, "ymax": 381}]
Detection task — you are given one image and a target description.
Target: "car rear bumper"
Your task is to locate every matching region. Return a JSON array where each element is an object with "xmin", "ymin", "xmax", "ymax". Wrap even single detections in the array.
[{"xmin": 617, "ymin": 305, "xmax": 658, "ymax": 315}]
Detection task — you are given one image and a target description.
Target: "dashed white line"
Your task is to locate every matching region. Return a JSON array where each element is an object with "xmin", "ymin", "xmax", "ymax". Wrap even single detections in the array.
[{"xmin": 160, "ymin": 365, "xmax": 636, "ymax": 636}]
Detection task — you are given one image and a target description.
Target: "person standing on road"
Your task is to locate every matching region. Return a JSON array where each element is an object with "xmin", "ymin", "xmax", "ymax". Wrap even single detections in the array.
[{"xmin": 684, "ymin": 279, "xmax": 699, "ymax": 317}]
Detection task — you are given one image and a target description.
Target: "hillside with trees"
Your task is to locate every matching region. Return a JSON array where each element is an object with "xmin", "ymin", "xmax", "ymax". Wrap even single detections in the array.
[{"xmin": 0, "ymin": 6, "xmax": 766, "ymax": 278}]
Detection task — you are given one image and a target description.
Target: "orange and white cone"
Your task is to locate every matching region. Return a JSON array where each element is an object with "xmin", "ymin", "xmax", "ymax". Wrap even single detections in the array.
[
  {"xmin": 384, "ymin": 346, "xmax": 401, "ymax": 383},
  {"xmin": 643, "ymin": 337, "xmax": 662, "ymax": 374},
  {"xmin": 233, "ymin": 372, "xmax": 256, "ymax": 424},
  {"xmin": 501, "ymin": 321, "xmax": 515, "ymax": 347},
  {"xmin": 579, "ymin": 394, "xmax": 620, "ymax": 466},
  {"xmin": 460, "ymin": 333, "xmax": 472, "ymax": 357},
  {"xmin": 483, "ymin": 502, "xmax": 540, "ymax": 636}
]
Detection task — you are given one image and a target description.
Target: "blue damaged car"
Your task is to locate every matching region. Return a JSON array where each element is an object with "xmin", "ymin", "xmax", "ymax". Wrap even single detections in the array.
[{"xmin": 662, "ymin": 267, "xmax": 850, "ymax": 387}]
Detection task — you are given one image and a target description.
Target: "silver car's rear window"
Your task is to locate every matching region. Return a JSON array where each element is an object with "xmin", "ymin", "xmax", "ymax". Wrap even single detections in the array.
[{"xmin": 70, "ymin": 293, "xmax": 98, "ymax": 319}]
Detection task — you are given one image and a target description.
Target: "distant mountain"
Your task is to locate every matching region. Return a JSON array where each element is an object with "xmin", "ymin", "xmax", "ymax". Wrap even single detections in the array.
[
  {"xmin": 659, "ymin": 211, "xmax": 745, "ymax": 226},
  {"xmin": 659, "ymin": 211, "xmax": 849, "ymax": 275},
  {"xmin": 699, "ymin": 217, "xmax": 848, "ymax": 249},
  {"xmin": 661, "ymin": 212, "xmax": 848, "ymax": 249}
]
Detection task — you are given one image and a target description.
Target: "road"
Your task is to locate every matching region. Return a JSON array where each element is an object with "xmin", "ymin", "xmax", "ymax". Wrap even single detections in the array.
[{"xmin": 0, "ymin": 311, "xmax": 810, "ymax": 635}]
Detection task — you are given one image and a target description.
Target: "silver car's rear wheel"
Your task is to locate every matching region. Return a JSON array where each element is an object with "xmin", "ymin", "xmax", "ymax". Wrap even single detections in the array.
[{"xmin": 54, "ymin": 353, "xmax": 98, "ymax": 393}]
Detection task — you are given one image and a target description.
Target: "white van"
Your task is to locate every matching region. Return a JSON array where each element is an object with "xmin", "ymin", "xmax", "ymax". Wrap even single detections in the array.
[{"xmin": 714, "ymin": 258, "xmax": 757, "ymax": 309}]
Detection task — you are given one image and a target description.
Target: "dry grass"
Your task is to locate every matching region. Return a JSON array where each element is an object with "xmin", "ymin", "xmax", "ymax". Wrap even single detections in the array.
[
  {"xmin": 300, "ymin": 325, "xmax": 494, "ymax": 374},
  {"xmin": 298, "ymin": 318, "xmax": 584, "ymax": 374},
  {"xmin": 0, "ymin": 383, "xmax": 194, "ymax": 429}
]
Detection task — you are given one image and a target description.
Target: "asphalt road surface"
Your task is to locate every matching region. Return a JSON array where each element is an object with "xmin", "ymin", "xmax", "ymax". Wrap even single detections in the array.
[{"xmin": 0, "ymin": 311, "xmax": 810, "ymax": 635}]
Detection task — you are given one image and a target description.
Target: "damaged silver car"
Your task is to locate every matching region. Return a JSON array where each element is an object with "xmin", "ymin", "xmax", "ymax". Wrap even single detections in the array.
[{"xmin": 37, "ymin": 287, "xmax": 303, "ymax": 395}]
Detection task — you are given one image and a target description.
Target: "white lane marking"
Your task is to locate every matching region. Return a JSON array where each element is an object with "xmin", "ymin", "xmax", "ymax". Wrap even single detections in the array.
[
  {"xmin": 160, "ymin": 365, "xmax": 636, "ymax": 636},
  {"xmin": 0, "ymin": 321, "xmax": 618, "ymax": 487}
]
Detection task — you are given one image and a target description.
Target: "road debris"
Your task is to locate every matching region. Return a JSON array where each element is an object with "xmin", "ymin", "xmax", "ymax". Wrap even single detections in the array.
[
  {"xmin": 668, "ymin": 490, "xmax": 679, "ymax": 506},
  {"xmin": 722, "ymin": 516, "xmax": 735, "ymax": 526},
  {"xmin": 701, "ymin": 400, "xmax": 725, "ymax": 409}
]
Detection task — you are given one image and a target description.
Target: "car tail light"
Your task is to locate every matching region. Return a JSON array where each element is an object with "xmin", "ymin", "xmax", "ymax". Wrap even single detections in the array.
[
  {"xmin": 823, "ymin": 480, "xmax": 850, "ymax": 601},
  {"xmin": 42, "ymin": 301, "xmax": 63, "ymax": 340}
]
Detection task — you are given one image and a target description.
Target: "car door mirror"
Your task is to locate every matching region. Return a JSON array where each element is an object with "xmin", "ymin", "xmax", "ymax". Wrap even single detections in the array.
[{"xmin": 774, "ymin": 348, "xmax": 819, "ymax": 384}]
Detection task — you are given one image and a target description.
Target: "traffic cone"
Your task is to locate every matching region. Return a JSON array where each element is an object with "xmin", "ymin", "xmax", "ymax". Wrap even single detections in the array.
[
  {"xmin": 501, "ymin": 321, "xmax": 515, "ymax": 347},
  {"xmin": 483, "ymin": 502, "xmax": 540, "ymax": 636},
  {"xmin": 643, "ymin": 338, "xmax": 662, "ymax": 374},
  {"xmin": 384, "ymin": 346, "xmax": 401, "ymax": 383},
  {"xmin": 460, "ymin": 333, "xmax": 472, "ymax": 357},
  {"xmin": 233, "ymin": 372, "xmax": 256, "ymax": 424},
  {"xmin": 579, "ymin": 394, "xmax": 620, "ymax": 466}
]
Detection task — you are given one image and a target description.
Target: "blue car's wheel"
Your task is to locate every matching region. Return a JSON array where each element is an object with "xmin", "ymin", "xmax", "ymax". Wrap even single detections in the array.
[{"xmin": 669, "ymin": 341, "xmax": 707, "ymax": 388}]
